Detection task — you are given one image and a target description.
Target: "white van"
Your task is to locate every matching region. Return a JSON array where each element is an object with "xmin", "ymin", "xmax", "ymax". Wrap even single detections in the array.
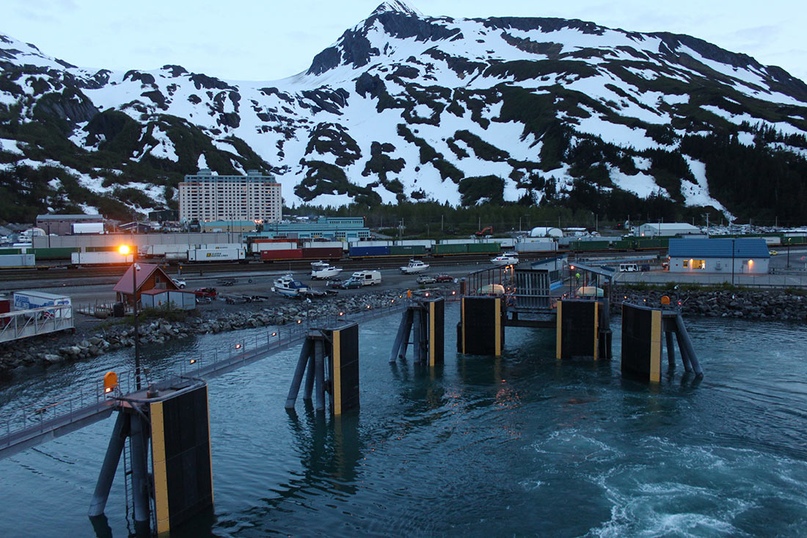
[
  {"xmin": 351, "ymin": 270, "xmax": 382, "ymax": 286},
  {"xmin": 619, "ymin": 263, "xmax": 639, "ymax": 272}
]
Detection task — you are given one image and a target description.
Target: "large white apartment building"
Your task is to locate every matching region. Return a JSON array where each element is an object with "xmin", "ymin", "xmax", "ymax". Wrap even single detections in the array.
[{"xmin": 178, "ymin": 169, "xmax": 282, "ymax": 223}]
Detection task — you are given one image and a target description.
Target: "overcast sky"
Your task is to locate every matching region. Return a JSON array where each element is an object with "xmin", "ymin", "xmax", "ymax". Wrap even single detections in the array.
[{"xmin": 4, "ymin": 0, "xmax": 806, "ymax": 82}]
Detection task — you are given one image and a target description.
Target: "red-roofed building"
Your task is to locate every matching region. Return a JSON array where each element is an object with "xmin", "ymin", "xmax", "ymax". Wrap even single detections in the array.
[{"xmin": 113, "ymin": 263, "xmax": 179, "ymax": 306}]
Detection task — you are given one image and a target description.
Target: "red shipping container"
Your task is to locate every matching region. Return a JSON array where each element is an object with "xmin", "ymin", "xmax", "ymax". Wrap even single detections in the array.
[
  {"xmin": 302, "ymin": 247, "xmax": 343, "ymax": 261},
  {"xmin": 260, "ymin": 249, "xmax": 304, "ymax": 262}
]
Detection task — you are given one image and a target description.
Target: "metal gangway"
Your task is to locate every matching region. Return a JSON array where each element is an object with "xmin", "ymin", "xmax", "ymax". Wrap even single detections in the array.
[
  {"xmin": 0, "ymin": 304, "xmax": 75, "ymax": 344},
  {"xmin": 0, "ymin": 301, "xmax": 412, "ymax": 459},
  {"xmin": 464, "ymin": 266, "xmax": 558, "ymax": 327}
]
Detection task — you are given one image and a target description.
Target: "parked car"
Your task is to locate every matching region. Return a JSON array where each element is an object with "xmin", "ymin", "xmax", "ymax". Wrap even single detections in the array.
[
  {"xmin": 172, "ymin": 278, "xmax": 187, "ymax": 289},
  {"xmin": 340, "ymin": 278, "xmax": 364, "ymax": 289},
  {"xmin": 435, "ymin": 274, "xmax": 454, "ymax": 283},
  {"xmin": 194, "ymin": 287, "xmax": 217, "ymax": 298},
  {"xmin": 416, "ymin": 274, "xmax": 437, "ymax": 285}
]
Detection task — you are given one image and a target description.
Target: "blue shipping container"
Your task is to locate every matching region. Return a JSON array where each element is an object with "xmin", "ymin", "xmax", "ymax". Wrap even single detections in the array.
[{"xmin": 348, "ymin": 245, "xmax": 391, "ymax": 257}]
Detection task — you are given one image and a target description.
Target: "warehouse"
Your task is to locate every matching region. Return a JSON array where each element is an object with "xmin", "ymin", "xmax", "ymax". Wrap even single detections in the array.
[
  {"xmin": 668, "ymin": 238, "xmax": 770, "ymax": 274},
  {"xmin": 635, "ymin": 222, "xmax": 701, "ymax": 237}
]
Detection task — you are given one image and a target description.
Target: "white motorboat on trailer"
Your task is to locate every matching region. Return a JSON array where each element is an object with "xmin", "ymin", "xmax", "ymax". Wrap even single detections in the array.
[
  {"xmin": 400, "ymin": 259, "xmax": 430, "ymax": 274},
  {"xmin": 491, "ymin": 253, "xmax": 519, "ymax": 266},
  {"xmin": 311, "ymin": 264, "xmax": 343, "ymax": 280},
  {"xmin": 272, "ymin": 274, "xmax": 310, "ymax": 298}
]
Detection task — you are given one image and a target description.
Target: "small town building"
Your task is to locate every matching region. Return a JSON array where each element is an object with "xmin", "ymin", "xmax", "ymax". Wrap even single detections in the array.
[
  {"xmin": 113, "ymin": 263, "xmax": 180, "ymax": 306},
  {"xmin": 36, "ymin": 214, "xmax": 104, "ymax": 236},
  {"xmin": 635, "ymin": 222, "xmax": 701, "ymax": 237},
  {"xmin": 668, "ymin": 238, "xmax": 770, "ymax": 274}
]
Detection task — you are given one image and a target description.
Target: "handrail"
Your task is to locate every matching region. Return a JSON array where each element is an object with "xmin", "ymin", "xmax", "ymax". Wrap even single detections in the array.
[{"xmin": 0, "ymin": 295, "xmax": 434, "ymax": 456}]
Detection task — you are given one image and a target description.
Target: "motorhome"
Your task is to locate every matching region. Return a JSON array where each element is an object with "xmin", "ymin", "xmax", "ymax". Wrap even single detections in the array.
[{"xmin": 350, "ymin": 270, "xmax": 382, "ymax": 286}]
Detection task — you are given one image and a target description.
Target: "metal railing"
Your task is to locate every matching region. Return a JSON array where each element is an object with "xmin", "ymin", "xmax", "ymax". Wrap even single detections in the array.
[
  {"xmin": 0, "ymin": 297, "xmax": 419, "ymax": 457},
  {"xmin": 0, "ymin": 305, "xmax": 75, "ymax": 343}
]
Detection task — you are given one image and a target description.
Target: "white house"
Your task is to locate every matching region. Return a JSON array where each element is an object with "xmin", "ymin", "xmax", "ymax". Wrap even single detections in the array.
[
  {"xmin": 668, "ymin": 238, "xmax": 770, "ymax": 274},
  {"xmin": 635, "ymin": 222, "xmax": 700, "ymax": 237}
]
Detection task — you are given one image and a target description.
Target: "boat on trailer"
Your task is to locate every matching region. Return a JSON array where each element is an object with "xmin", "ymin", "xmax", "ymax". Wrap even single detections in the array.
[
  {"xmin": 272, "ymin": 275, "xmax": 310, "ymax": 298},
  {"xmin": 311, "ymin": 264, "xmax": 343, "ymax": 280},
  {"xmin": 400, "ymin": 259, "xmax": 430, "ymax": 274}
]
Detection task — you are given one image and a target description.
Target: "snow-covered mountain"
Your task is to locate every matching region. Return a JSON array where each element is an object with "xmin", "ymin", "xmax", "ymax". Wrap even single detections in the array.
[{"xmin": 1, "ymin": 1, "xmax": 806, "ymax": 223}]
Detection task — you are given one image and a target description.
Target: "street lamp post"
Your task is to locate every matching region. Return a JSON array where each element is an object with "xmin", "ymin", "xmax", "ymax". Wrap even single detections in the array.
[
  {"xmin": 569, "ymin": 264, "xmax": 574, "ymax": 297},
  {"xmin": 787, "ymin": 238, "xmax": 792, "ymax": 269},
  {"xmin": 119, "ymin": 245, "xmax": 141, "ymax": 390}
]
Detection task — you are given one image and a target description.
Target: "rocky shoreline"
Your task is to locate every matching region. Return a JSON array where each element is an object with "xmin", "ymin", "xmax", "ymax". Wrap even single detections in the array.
[
  {"xmin": 614, "ymin": 286, "xmax": 807, "ymax": 321},
  {"xmin": 0, "ymin": 288, "xmax": 413, "ymax": 380},
  {"xmin": 1, "ymin": 286, "xmax": 805, "ymax": 380}
]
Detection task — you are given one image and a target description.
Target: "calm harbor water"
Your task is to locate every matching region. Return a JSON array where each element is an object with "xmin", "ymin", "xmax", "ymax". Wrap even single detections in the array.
[{"xmin": 1, "ymin": 304, "xmax": 807, "ymax": 537}]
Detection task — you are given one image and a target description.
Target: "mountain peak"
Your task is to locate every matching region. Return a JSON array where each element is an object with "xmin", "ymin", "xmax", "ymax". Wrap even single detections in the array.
[{"xmin": 371, "ymin": 0, "xmax": 422, "ymax": 18}]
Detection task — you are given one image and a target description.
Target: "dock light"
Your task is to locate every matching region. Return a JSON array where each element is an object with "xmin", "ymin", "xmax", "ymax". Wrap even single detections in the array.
[
  {"xmin": 338, "ymin": 311, "xmax": 344, "ymax": 317},
  {"xmin": 297, "ymin": 319, "xmax": 302, "ymax": 324},
  {"xmin": 189, "ymin": 359, "xmax": 197, "ymax": 365},
  {"xmin": 103, "ymin": 371, "xmax": 118, "ymax": 394},
  {"xmin": 271, "ymin": 332, "xmax": 277, "ymax": 337},
  {"xmin": 235, "ymin": 343, "xmax": 242, "ymax": 350}
]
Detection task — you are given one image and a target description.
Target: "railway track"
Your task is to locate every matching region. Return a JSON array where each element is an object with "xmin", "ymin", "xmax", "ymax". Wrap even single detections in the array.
[{"xmin": 0, "ymin": 254, "xmax": 506, "ymax": 283}]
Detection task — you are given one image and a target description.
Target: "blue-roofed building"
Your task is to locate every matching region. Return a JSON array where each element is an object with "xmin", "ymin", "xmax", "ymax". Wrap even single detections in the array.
[{"xmin": 668, "ymin": 238, "xmax": 770, "ymax": 274}]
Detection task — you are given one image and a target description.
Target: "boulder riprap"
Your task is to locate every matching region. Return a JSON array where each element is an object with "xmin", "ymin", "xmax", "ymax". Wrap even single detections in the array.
[{"xmin": 0, "ymin": 289, "xmax": 411, "ymax": 379}]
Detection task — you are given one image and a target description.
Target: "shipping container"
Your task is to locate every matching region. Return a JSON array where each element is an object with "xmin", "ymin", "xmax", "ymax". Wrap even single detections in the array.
[
  {"xmin": 389, "ymin": 245, "xmax": 427, "ymax": 257},
  {"xmin": 301, "ymin": 247, "xmax": 343, "ymax": 260},
  {"xmin": 165, "ymin": 251, "xmax": 189, "ymax": 262},
  {"xmin": 438, "ymin": 239, "xmax": 473, "ymax": 245},
  {"xmin": 569, "ymin": 240, "xmax": 610, "ymax": 252},
  {"xmin": 188, "ymin": 248, "xmax": 246, "ymax": 262},
  {"xmin": 0, "ymin": 254, "xmax": 35, "ymax": 267},
  {"xmin": 302, "ymin": 240, "xmax": 344, "ymax": 250},
  {"xmin": 348, "ymin": 240, "xmax": 392, "ymax": 248},
  {"xmin": 393, "ymin": 239, "xmax": 435, "ymax": 249},
  {"xmin": 467, "ymin": 242, "xmax": 501, "ymax": 254},
  {"xmin": 432, "ymin": 244, "xmax": 468, "ymax": 256},
  {"xmin": 259, "ymin": 249, "xmax": 304, "ymax": 262},
  {"xmin": 141, "ymin": 244, "xmax": 193, "ymax": 257},
  {"xmin": 348, "ymin": 245, "xmax": 391, "ymax": 258},
  {"xmin": 71, "ymin": 251, "xmax": 132, "ymax": 265},
  {"xmin": 12, "ymin": 290, "xmax": 72, "ymax": 318},
  {"xmin": 30, "ymin": 247, "xmax": 77, "ymax": 261},
  {"xmin": 250, "ymin": 241, "xmax": 299, "ymax": 253},
  {"xmin": 516, "ymin": 241, "xmax": 558, "ymax": 253}
]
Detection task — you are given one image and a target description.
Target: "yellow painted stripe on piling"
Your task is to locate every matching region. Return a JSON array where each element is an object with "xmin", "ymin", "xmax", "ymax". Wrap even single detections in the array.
[
  {"xmin": 555, "ymin": 301, "xmax": 563, "ymax": 359},
  {"xmin": 650, "ymin": 310, "xmax": 662, "ymax": 383},
  {"xmin": 429, "ymin": 301, "xmax": 436, "ymax": 367},
  {"xmin": 494, "ymin": 298, "xmax": 502, "ymax": 356},
  {"xmin": 150, "ymin": 402, "xmax": 171, "ymax": 536},
  {"xmin": 593, "ymin": 302, "xmax": 600, "ymax": 361},
  {"xmin": 205, "ymin": 385, "xmax": 214, "ymax": 504},
  {"xmin": 333, "ymin": 329, "xmax": 342, "ymax": 416}
]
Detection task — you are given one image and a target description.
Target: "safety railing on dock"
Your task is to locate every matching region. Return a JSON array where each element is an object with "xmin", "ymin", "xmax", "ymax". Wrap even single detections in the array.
[
  {"xmin": 0, "ymin": 305, "xmax": 75, "ymax": 344},
  {"xmin": 0, "ymin": 293, "xmax": 441, "ymax": 458}
]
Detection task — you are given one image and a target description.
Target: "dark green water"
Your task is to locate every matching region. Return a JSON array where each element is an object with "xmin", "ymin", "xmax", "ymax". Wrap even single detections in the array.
[{"xmin": 1, "ymin": 305, "xmax": 806, "ymax": 536}]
